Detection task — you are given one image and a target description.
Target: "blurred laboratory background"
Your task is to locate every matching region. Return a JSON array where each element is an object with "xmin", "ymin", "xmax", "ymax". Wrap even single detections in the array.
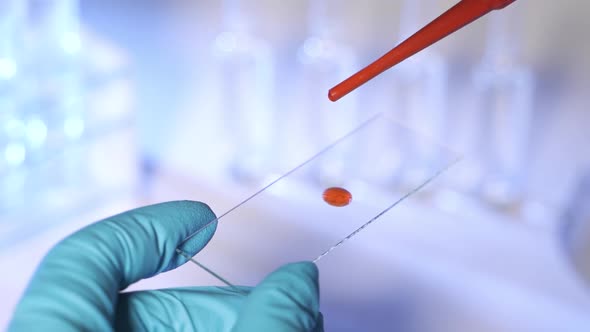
[{"xmin": 1, "ymin": 0, "xmax": 590, "ymax": 330}]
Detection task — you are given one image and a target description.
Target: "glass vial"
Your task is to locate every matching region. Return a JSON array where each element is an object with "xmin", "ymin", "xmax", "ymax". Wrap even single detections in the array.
[
  {"xmin": 472, "ymin": 3, "xmax": 534, "ymax": 207},
  {"xmin": 214, "ymin": 0, "xmax": 277, "ymax": 183}
]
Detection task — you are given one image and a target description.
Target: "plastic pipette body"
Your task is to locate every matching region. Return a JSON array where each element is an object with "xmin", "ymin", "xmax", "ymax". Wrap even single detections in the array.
[{"xmin": 328, "ymin": 0, "xmax": 517, "ymax": 102}]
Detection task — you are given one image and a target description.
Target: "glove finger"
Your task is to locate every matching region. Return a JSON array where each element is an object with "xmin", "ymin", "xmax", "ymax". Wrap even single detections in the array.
[
  {"xmin": 9, "ymin": 201, "xmax": 216, "ymax": 332},
  {"xmin": 114, "ymin": 286, "xmax": 250, "ymax": 332},
  {"xmin": 232, "ymin": 262, "xmax": 323, "ymax": 332}
]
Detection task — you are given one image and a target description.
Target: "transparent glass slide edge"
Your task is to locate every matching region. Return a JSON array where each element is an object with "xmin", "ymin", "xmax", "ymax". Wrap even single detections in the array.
[{"xmin": 178, "ymin": 113, "xmax": 460, "ymax": 286}]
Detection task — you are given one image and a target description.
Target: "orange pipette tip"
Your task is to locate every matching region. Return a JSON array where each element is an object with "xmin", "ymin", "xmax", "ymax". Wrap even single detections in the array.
[{"xmin": 328, "ymin": 0, "xmax": 517, "ymax": 102}]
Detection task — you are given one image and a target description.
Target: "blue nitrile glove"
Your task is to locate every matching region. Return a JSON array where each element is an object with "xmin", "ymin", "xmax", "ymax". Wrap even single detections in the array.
[{"xmin": 8, "ymin": 201, "xmax": 323, "ymax": 331}]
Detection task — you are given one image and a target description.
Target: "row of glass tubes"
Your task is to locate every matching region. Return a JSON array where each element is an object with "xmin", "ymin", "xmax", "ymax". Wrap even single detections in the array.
[
  {"xmin": 0, "ymin": 0, "xmax": 536, "ymax": 214},
  {"xmin": 209, "ymin": 0, "xmax": 534, "ymax": 208}
]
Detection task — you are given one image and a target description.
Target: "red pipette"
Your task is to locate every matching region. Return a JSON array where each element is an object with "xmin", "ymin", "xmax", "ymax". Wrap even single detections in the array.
[{"xmin": 328, "ymin": 0, "xmax": 517, "ymax": 102}]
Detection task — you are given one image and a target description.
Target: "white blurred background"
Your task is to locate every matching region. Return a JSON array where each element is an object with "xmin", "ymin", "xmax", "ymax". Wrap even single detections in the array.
[{"xmin": 1, "ymin": 0, "xmax": 590, "ymax": 330}]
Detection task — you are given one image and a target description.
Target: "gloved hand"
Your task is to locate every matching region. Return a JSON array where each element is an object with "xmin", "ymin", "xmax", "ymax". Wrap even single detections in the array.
[{"xmin": 8, "ymin": 201, "xmax": 323, "ymax": 331}]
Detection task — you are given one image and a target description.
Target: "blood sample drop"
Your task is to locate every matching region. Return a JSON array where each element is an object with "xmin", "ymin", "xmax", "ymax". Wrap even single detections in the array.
[{"xmin": 323, "ymin": 187, "xmax": 352, "ymax": 207}]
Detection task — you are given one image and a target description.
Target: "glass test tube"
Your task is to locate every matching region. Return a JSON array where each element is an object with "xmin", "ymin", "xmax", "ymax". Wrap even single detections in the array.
[
  {"xmin": 213, "ymin": 0, "xmax": 277, "ymax": 183},
  {"xmin": 26, "ymin": 0, "xmax": 84, "ymax": 156},
  {"xmin": 294, "ymin": 0, "xmax": 360, "ymax": 186},
  {"xmin": 472, "ymin": 3, "xmax": 534, "ymax": 206},
  {"xmin": 561, "ymin": 170, "xmax": 590, "ymax": 286},
  {"xmin": 0, "ymin": 0, "xmax": 28, "ymax": 212},
  {"xmin": 25, "ymin": 0, "xmax": 86, "ymax": 209},
  {"xmin": 381, "ymin": 0, "xmax": 450, "ymax": 189}
]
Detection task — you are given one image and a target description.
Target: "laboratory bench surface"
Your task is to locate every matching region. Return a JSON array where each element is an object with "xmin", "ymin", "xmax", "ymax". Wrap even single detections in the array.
[{"xmin": 2, "ymin": 166, "xmax": 590, "ymax": 331}]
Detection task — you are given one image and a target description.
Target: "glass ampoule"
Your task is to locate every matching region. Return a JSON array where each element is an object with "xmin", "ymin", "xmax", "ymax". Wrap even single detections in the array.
[
  {"xmin": 213, "ymin": 0, "xmax": 277, "ymax": 183},
  {"xmin": 386, "ymin": 0, "xmax": 450, "ymax": 190},
  {"xmin": 25, "ymin": 0, "xmax": 84, "ymax": 158},
  {"xmin": 25, "ymin": 0, "xmax": 87, "ymax": 211},
  {"xmin": 294, "ymin": 0, "xmax": 361, "ymax": 186},
  {"xmin": 472, "ymin": 3, "xmax": 534, "ymax": 207},
  {"xmin": 0, "ymin": 0, "xmax": 28, "ymax": 212}
]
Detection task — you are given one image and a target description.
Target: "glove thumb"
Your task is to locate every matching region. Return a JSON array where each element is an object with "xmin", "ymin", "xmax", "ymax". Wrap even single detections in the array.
[{"xmin": 231, "ymin": 262, "xmax": 323, "ymax": 332}]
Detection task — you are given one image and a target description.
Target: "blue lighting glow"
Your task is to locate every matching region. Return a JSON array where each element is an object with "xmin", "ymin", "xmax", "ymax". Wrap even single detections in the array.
[
  {"xmin": 303, "ymin": 37, "xmax": 324, "ymax": 58},
  {"xmin": 4, "ymin": 143, "xmax": 26, "ymax": 166},
  {"xmin": 0, "ymin": 58, "xmax": 17, "ymax": 80},
  {"xmin": 215, "ymin": 32, "xmax": 238, "ymax": 53},
  {"xmin": 26, "ymin": 117, "xmax": 48, "ymax": 148},
  {"xmin": 63, "ymin": 116, "xmax": 84, "ymax": 139},
  {"xmin": 60, "ymin": 31, "xmax": 81, "ymax": 55}
]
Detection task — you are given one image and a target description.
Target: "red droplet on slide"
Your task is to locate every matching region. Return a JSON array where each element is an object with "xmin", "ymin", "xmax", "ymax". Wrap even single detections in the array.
[{"xmin": 323, "ymin": 187, "xmax": 352, "ymax": 207}]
